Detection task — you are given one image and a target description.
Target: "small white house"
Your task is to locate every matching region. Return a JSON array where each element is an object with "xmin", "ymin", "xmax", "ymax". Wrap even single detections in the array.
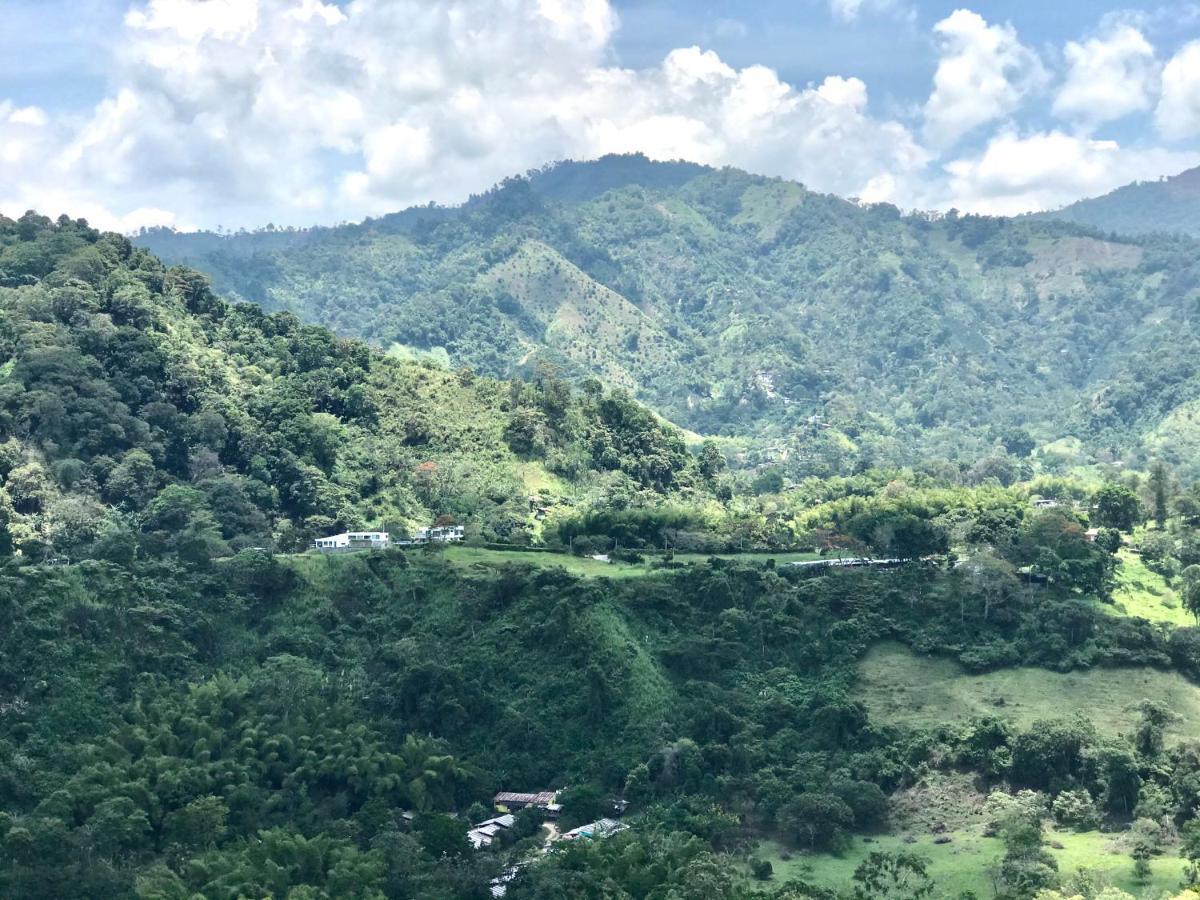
[{"xmin": 314, "ymin": 531, "xmax": 390, "ymax": 553}]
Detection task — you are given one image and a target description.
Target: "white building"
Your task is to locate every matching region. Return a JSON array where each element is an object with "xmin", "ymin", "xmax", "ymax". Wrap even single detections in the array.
[
  {"xmin": 396, "ymin": 524, "xmax": 465, "ymax": 545},
  {"xmin": 313, "ymin": 531, "xmax": 390, "ymax": 552}
]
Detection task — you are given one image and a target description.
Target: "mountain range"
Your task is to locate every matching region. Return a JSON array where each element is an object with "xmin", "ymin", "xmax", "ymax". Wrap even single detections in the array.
[{"xmin": 137, "ymin": 155, "xmax": 1200, "ymax": 478}]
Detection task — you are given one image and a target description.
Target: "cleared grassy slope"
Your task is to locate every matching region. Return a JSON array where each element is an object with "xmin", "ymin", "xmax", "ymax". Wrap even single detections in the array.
[
  {"xmin": 752, "ymin": 826, "xmax": 1187, "ymax": 897},
  {"xmin": 1107, "ymin": 548, "xmax": 1190, "ymax": 626},
  {"xmin": 482, "ymin": 239, "xmax": 682, "ymax": 391},
  {"xmin": 856, "ymin": 642, "xmax": 1200, "ymax": 742}
]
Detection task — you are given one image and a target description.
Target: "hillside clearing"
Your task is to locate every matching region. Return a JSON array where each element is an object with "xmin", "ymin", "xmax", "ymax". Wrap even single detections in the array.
[
  {"xmin": 857, "ymin": 642, "xmax": 1200, "ymax": 741},
  {"xmin": 751, "ymin": 826, "xmax": 1187, "ymax": 897},
  {"xmin": 1107, "ymin": 548, "xmax": 1189, "ymax": 626}
]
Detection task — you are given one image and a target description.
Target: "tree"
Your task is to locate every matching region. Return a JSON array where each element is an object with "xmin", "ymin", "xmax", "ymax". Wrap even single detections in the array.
[
  {"xmin": 1097, "ymin": 743, "xmax": 1141, "ymax": 816},
  {"xmin": 1181, "ymin": 819, "xmax": 1200, "ymax": 884},
  {"xmin": 1050, "ymin": 790, "xmax": 1099, "ymax": 831},
  {"xmin": 834, "ymin": 780, "xmax": 890, "ymax": 830},
  {"xmin": 845, "ymin": 507, "xmax": 949, "ymax": 559},
  {"xmin": 993, "ymin": 798, "xmax": 1058, "ymax": 899},
  {"xmin": 698, "ymin": 439, "xmax": 727, "ymax": 480},
  {"xmin": 141, "ymin": 484, "xmax": 229, "ymax": 565},
  {"xmin": 752, "ymin": 468, "xmax": 785, "ymax": 495},
  {"xmin": 852, "ymin": 850, "xmax": 934, "ymax": 900},
  {"xmin": 1149, "ymin": 461, "xmax": 1172, "ymax": 529},
  {"xmin": 1131, "ymin": 842, "xmax": 1152, "ymax": 883},
  {"xmin": 1000, "ymin": 427, "xmax": 1036, "ymax": 458},
  {"xmin": 1010, "ymin": 718, "xmax": 1094, "ymax": 791},
  {"xmin": 88, "ymin": 796, "xmax": 151, "ymax": 858},
  {"xmin": 557, "ymin": 784, "xmax": 608, "ymax": 829},
  {"xmin": 103, "ymin": 449, "xmax": 159, "ymax": 508},
  {"xmin": 1183, "ymin": 566, "xmax": 1200, "ymax": 622},
  {"xmin": 1093, "ymin": 527, "xmax": 1121, "ymax": 555},
  {"xmin": 414, "ymin": 814, "xmax": 469, "ymax": 859},
  {"xmin": 1134, "ymin": 699, "xmax": 1177, "ymax": 758},
  {"xmin": 163, "ymin": 795, "xmax": 227, "ymax": 850},
  {"xmin": 750, "ymin": 858, "xmax": 774, "ymax": 881},
  {"xmin": 1094, "ymin": 484, "xmax": 1140, "ymax": 532},
  {"xmin": 959, "ymin": 550, "xmax": 1020, "ymax": 622},
  {"xmin": 777, "ymin": 793, "xmax": 854, "ymax": 850},
  {"xmin": 1177, "ymin": 484, "xmax": 1200, "ymax": 527}
]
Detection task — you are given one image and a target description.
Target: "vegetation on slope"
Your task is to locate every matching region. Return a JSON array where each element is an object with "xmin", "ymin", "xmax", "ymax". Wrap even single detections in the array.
[
  {"xmin": 13, "ymin": 189, "xmax": 1200, "ymax": 899},
  {"xmin": 139, "ymin": 155, "xmax": 1200, "ymax": 479},
  {"xmin": 0, "ymin": 211, "xmax": 712, "ymax": 562}
]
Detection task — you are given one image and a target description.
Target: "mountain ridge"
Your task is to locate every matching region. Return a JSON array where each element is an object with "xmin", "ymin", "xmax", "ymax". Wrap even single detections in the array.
[
  {"xmin": 1041, "ymin": 165, "xmax": 1200, "ymax": 237},
  {"xmin": 135, "ymin": 155, "xmax": 1200, "ymax": 478}
]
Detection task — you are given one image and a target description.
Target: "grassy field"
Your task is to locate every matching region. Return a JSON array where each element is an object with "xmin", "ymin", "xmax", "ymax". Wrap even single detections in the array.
[
  {"xmin": 752, "ymin": 826, "xmax": 1188, "ymax": 897},
  {"xmin": 1107, "ymin": 548, "xmax": 1190, "ymax": 626},
  {"xmin": 856, "ymin": 642, "xmax": 1200, "ymax": 742}
]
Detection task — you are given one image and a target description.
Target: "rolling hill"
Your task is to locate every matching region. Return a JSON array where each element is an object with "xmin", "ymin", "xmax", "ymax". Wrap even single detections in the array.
[{"xmin": 137, "ymin": 155, "xmax": 1200, "ymax": 479}]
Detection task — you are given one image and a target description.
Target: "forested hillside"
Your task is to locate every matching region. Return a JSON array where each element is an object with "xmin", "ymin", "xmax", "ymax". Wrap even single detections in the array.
[
  {"xmin": 1043, "ymin": 167, "xmax": 1200, "ymax": 237},
  {"xmin": 138, "ymin": 155, "xmax": 1200, "ymax": 479},
  {"xmin": 14, "ymin": 210, "xmax": 1200, "ymax": 900},
  {"xmin": 0, "ymin": 212, "xmax": 713, "ymax": 562}
]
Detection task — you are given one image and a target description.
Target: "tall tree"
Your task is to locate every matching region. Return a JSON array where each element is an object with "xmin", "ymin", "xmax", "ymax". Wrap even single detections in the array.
[
  {"xmin": 1149, "ymin": 461, "xmax": 1171, "ymax": 529},
  {"xmin": 1094, "ymin": 483, "xmax": 1140, "ymax": 533}
]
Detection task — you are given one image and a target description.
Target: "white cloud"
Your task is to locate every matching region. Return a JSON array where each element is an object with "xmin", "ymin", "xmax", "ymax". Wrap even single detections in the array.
[
  {"xmin": 0, "ymin": 101, "xmax": 53, "ymax": 171},
  {"xmin": 0, "ymin": 0, "xmax": 927, "ymax": 229},
  {"xmin": 923, "ymin": 9, "xmax": 1045, "ymax": 148},
  {"xmin": 0, "ymin": 0, "xmax": 1195, "ymax": 231},
  {"xmin": 942, "ymin": 130, "xmax": 1200, "ymax": 215},
  {"xmin": 1053, "ymin": 25, "xmax": 1158, "ymax": 129},
  {"xmin": 554, "ymin": 61, "xmax": 926, "ymax": 203},
  {"xmin": 1156, "ymin": 40, "xmax": 1200, "ymax": 140}
]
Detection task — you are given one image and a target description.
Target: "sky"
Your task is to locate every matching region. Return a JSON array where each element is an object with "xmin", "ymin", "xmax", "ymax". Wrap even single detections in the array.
[{"xmin": 3, "ymin": 0, "xmax": 1200, "ymax": 232}]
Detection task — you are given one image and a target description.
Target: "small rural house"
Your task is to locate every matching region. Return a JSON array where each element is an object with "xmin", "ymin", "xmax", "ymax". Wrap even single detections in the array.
[
  {"xmin": 468, "ymin": 814, "xmax": 515, "ymax": 850},
  {"xmin": 562, "ymin": 818, "xmax": 627, "ymax": 841},
  {"xmin": 313, "ymin": 531, "xmax": 390, "ymax": 552},
  {"xmin": 493, "ymin": 790, "xmax": 560, "ymax": 816}
]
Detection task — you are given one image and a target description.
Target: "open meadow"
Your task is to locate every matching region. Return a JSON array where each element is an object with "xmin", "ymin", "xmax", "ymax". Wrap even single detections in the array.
[{"xmin": 856, "ymin": 642, "xmax": 1200, "ymax": 743}]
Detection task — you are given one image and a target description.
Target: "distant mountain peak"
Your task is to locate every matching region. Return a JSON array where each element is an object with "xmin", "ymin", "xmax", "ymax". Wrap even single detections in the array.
[
  {"xmin": 525, "ymin": 153, "xmax": 712, "ymax": 203},
  {"xmin": 1043, "ymin": 165, "xmax": 1200, "ymax": 237},
  {"xmin": 1163, "ymin": 165, "xmax": 1200, "ymax": 196}
]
